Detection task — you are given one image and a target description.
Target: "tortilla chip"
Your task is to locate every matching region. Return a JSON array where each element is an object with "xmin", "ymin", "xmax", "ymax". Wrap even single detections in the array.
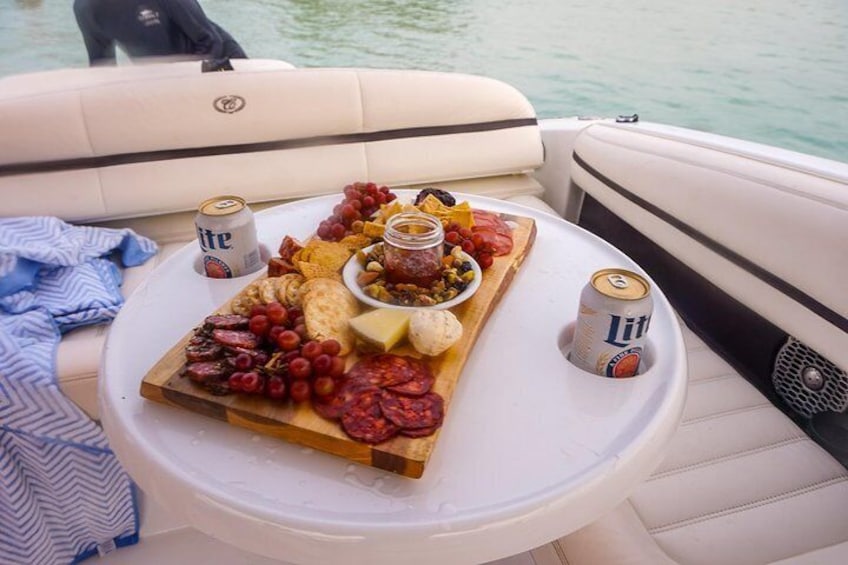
[
  {"xmin": 417, "ymin": 195, "xmax": 475, "ymax": 228},
  {"xmin": 338, "ymin": 233, "xmax": 373, "ymax": 251},
  {"xmin": 298, "ymin": 240, "xmax": 352, "ymax": 272},
  {"xmin": 297, "ymin": 261, "xmax": 343, "ymax": 282},
  {"xmin": 362, "ymin": 221, "xmax": 385, "ymax": 239}
]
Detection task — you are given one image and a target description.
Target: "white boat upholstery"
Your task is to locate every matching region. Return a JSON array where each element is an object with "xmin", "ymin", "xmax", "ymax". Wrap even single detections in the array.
[
  {"xmin": 570, "ymin": 122, "xmax": 848, "ymax": 373},
  {"xmin": 0, "ymin": 62, "xmax": 543, "ymax": 222},
  {"xmin": 0, "ymin": 62, "xmax": 550, "ymax": 418},
  {"xmin": 531, "ymin": 319, "xmax": 848, "ymax": 565},
  {"xmin": 529, "ymin": 121, "xmax": 848, "ymax": 564}
]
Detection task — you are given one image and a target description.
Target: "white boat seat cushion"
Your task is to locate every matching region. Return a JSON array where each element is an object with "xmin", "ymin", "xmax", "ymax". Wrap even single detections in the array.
[
  {"xmin": 531, "ymin": 320, "xmax": 848, "ymax": 565},
  {"xmin": 570, "ymin": 122, "xmax": 848, "ymax": 372}
]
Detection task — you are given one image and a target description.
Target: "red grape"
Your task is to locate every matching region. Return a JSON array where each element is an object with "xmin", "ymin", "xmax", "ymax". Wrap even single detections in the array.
[
  {"xmin": 248, "ymin": 315, "xmax": 270, "ymax": 337},
  {"xmin": 461, "ymin": 240, "xmax": 476, "ymax": 254},
  {"xmin": 330, "ymin": 223, "xmax": 346, "ymax": 240},
  {"xmin": 266, "ymin": 302, "xmax": 288, "ymax": 326},
  {"xmin": 241, "ymin": 372, "xmax": 263, "ymax": 394},
  {"xmin": 477, "ymin": 253, "xmax": 494, "ymax": 269},
  {"xmin": 312, "ymin": 353, "xmax": 332, "ymax": 375},
  {"xmin": 249, "ymin": 304, "xmax": 267, "ymax": 317},
  {"xmin": 320, "ymin": 339, "xmax": 341, "ymax": 356},
  {"xmin": 301, "ymin": 340, "xmax": 322, "ymax": 360},
  {"xmin": 234, "ymin": 353, "xmax": 254, "ymax": 371},
  {"xmin": 313, "ymin": 376, "xmax": 335, "ymax": 398},
  {"xmin": 290, "ymin": 380, "xmax": 311, "ymax": 403},
  {"xmin": 289, "ymin": 357, "xmax": 312, "ymax": 380},
  {"xmin": 266, "ymin": 376, "xmax": 286, "ymax": 400},
  {"xmin": 228, "ymin": 372, "xmax": 245, "ymax": 392},
  {"xmin": 276, "ymin": 330, "xmax": 301, "ymax": 352},
  {"xmin": 329, "ymin": 356, "xmax": 346, "ymax": 378},
  {"xmin": 445, "ymin": 231, "xmax": 462, "ymax": 245}
]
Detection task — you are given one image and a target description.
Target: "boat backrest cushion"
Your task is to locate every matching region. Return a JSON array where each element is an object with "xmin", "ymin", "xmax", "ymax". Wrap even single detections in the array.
[
  {"xmin": 0, "ymin": 61, "xmax": 543, "ymax": 222},
  {"xmin": 571, "ymin": 122, "xmax": 848, "ymax": 372}
]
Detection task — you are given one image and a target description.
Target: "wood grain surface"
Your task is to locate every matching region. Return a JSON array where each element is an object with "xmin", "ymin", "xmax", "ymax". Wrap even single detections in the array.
[{"xmin": 141, "ymin": 213, "xmax": 536, "ymax": 478}]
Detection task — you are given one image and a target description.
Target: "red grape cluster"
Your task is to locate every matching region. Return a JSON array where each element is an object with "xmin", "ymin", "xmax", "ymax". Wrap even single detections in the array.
[
  {"xmin": 228, "ymin": 301, "xmax": 345, "ymax": 403},
  {"xmin": 444, "ymin": 223, "xmax": 495, "ymax": 269},
  {"xmin": 316, "ymin": 182, "xmax": 397, "ymax": 241}
]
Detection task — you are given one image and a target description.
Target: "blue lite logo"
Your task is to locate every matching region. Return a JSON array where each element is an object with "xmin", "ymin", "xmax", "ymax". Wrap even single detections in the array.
[
  {"xmin": 197, "ymin": 227, "xmax": 233, "ymax": 251},
  {"xmin": 604, "ymin": 314, "xmax": 651, "ymax": 347}
]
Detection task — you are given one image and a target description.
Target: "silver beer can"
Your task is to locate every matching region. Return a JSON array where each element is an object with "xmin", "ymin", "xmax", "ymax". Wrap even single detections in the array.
[
  {"xmin": 570, "ymin": 268, "xmax": 653, "ymax": 378},
  {"xmin": 195, "ymin": 195, "xmax": 262, "ymax": 278}
]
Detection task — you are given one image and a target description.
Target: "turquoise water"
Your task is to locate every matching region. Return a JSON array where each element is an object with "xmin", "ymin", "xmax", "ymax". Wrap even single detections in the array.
[{"xmin": 2, "ymin": 0, "xmax": 846, "ymax": 162}]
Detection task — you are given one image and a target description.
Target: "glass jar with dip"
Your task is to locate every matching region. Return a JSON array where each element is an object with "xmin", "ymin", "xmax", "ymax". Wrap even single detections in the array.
[{"xmin": 383, "ymin": 212, "xmax": 444, "ymax": 287}]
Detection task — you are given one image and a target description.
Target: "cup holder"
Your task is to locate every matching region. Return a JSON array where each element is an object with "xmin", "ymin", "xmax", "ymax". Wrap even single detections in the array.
[
  {"xmin": 192, "ymin": 243, "xmax": 272, "ymax": 278},
  {"xmin": 558, "ymin": 320, "xmax": 656, "ymax": 378}
]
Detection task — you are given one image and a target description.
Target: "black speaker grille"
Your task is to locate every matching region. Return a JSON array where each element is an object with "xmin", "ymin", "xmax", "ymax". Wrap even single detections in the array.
[{"xmin": 772, "ymin": 337, "xmax": 848, "ymax": 417}]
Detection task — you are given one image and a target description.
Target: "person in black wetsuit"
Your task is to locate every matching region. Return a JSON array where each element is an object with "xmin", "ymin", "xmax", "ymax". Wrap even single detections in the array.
[{"xmin": 73, "ymin": 0, "xmax": 247, "ymax": 66}]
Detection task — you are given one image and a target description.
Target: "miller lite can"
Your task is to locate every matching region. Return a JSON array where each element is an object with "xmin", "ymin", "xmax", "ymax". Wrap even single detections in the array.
[
  {"xmin": 195, "ymin": 196, "xmax": 262, "ymax": 278},
  {"xmin": 570, "ymin": 268, "xmax": 653, "ymax": 378}
]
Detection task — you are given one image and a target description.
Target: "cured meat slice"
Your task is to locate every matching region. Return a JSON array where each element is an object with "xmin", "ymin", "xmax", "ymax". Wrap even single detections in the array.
[
  {"xmin": 399, "ymin": 424, "xmax": 440, "ymax": 438},
  {"xmin": 212, "ymin": 329, "xmax": 258, "ymax": 350},
  {"xmin": 386, "ymin": 365, "xmax": 435, "ymax": 396},
  {"xmin": 346, "ymin": 354, "xmax": 427, "ymax": 388},
  {"xmin": 380, "ymin": 391, "xmax": 444, "ymax": 430},
  {"xmin": 185, "ymin": 341, "xmax": 223, "ymax": 363},
  {"xmin": 182, "ymin": 361, "xmax": 229, "ymax": 384},
  {"xmin": 472, "ymin": 210, "xmax": 511, "ymax": 236},
  {"xmin": 204, "ymin": 314, "xmax": 249, "ymax": 330},
  {"xmin": 341, "ymin": 390, "xmax": 399, "ymax": 444},
  {"xmin": 472, "ymin": 227, "xmax": 513, "ymax": 256},
  {"xmin": 313, "ymin": 380, "xmax": 379, "ymax": 421}
]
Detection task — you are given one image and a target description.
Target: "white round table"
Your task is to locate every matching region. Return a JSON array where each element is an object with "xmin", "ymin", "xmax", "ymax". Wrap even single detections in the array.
[{"xmin": 100, "ymin": 192, "xmax": 687, "ymax": 565}]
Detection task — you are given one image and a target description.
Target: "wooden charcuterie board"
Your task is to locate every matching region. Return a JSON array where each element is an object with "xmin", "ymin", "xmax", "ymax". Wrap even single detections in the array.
[{"xmin": 140, "ymin": 212, "xmax": 536, "ymax": 478}]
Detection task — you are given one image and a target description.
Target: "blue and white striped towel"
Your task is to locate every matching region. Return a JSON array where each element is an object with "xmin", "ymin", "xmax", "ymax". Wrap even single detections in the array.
[{"xmin": 0, "ymin": 217, "xmax": 158, "ymax": 564}]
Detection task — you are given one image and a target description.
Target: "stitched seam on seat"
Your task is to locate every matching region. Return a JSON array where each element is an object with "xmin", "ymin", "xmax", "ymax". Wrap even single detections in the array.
[
  {"xmin": 648, "ymin": 436, "xmax": 809, "ymax": 480},
  {"xmin": 682, "ymin": 402, "xmax": 773, "ymax": 425},
  {"xmin": 687, "ymin": 372, "xmax": 736, "ymax": 384},
  {"xmin": 647, "ymin": 476, "xmax": 848, "ymax": 534},
  {"xmin": 552, "ymin": 539, "xmax": 571, "ymax": 565}
]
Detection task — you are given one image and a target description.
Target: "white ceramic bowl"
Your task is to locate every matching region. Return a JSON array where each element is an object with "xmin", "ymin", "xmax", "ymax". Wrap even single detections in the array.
[{"xmin": 342, "ymin": 244, "xmax": 482, "ymax": 310}]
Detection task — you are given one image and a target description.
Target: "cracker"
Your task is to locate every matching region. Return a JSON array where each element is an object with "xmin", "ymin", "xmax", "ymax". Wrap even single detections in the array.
[
  {"xmin": 301, "ymin": 279, "xmax": 358, "ymax": 355},
  {"xmin": 274, "ymin": 273, "xmax": 305, "ymax": 307}
]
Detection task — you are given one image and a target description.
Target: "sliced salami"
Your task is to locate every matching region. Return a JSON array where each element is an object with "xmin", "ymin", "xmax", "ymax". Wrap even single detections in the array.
[
  {"xmin": 472, "ymin": 210, "xmax": 511, "ymax": 234},
  {"xmin": 472, "ymin": 227, "xmax": 513, "ymax": 256},
  {"xmin": 346, "ymin": 354, "xmax": 427, "ymax": 388},
  {"xmin": 182, "ymin": 361, "xmax": 229, "ymax": 385},
  {"xmin": 313, "ymin": 380, "xmax": 379, "ymax": 421},
  {"xmin": 341, "ymin": 390, "xmax": 399, "ymax": 444},
  {"xmin": 379, "ymin": 391, "xmax": 444, "ymax": 430},
  {"xmin": 185, "ymin": 341, "xmax": 223, "ymax": 363},
  {"xmin": 204, "ymin": 314, "xmax": 249, "ymax": 330},
  {"xmin": 399, "ymin": 424, "xmax": 441, "ymax": 438},
  {"xmin": 386, "ymin": 365, "xmax": 435, "ymax": 396},
  {"xmin": 212, "ymin": 329, "xmax": 258, "ymax": 350}
]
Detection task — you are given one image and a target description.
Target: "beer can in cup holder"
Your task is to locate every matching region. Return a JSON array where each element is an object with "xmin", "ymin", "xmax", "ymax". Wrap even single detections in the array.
[
  {"xmin": 567, "ymin": 268, "xmax": 653, "ymax": 378},
  {"xmin": 194, "ymin": 195, "xmax": 264, "ymax": 278}
]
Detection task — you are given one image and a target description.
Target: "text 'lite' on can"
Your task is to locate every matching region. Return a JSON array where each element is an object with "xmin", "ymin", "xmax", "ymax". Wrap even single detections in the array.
[
  {"xmin": 570, "ymin": 268, "xmax": 653, "ymax": 378},
  {"xmin": 195, "ymin": 195, "xmax": 262, "ymax": 278}
]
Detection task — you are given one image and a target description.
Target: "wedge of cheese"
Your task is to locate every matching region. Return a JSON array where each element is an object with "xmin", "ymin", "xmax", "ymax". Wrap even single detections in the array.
[{"xmin": 349, "ymin": 308, "xmax": 412, "ymax": 353}]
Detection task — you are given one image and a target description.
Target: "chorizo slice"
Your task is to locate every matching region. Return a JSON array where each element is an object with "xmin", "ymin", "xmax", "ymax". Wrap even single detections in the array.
[
  {"xmin": 346, "ymin": 354, "xmax": 423, "ymax": 388},
  {"xmin": 313, "ymin": 380, "xmax": 379, "ymax": 421},
  {"xmin": 379, "ymin": 391, "xmax": 444, "ymax": 430},
  {"xmin": 341, "ymin": 390, "xmax": 399, "ymax": 444}
]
